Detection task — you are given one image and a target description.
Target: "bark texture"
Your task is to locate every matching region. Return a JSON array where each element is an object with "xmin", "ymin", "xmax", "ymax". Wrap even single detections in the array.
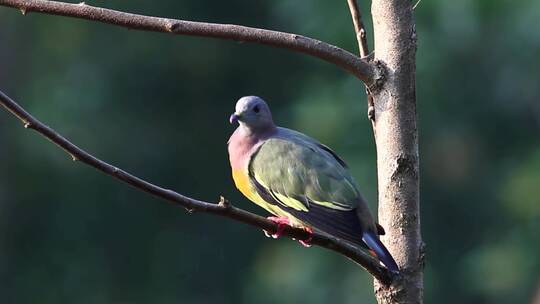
[
  {"xmin": 0, "ymin": 0, "xmax": 422, "ymax": 299},
  {"xmin": 371, "ymin": 0, "xmax": 423, "ymax": 303}
]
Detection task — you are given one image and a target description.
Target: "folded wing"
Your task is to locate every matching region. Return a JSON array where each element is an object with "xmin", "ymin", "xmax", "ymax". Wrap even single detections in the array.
[{"xmin": 249, "ymin": 129, "xmax": 371, "ymax": 247}]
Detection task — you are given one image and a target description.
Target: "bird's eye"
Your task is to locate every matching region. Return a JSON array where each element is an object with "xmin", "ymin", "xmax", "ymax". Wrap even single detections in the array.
[{"xmin": 253, "ymin": 105, "xmax": 260, "ymax": 113}]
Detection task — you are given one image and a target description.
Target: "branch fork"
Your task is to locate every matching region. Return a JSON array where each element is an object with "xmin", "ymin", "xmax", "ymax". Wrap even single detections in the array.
[
  {"xmin": 0, "ymin": 89, "xmax": 394, "ymax": 285},
  {"xmin": 0, "ymin": 0, "xmax": 422, "ymax": 296}
]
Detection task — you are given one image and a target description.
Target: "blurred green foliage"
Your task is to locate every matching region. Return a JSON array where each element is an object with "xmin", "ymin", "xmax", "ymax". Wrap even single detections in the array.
[{"xmin": 0, "ymin": 0, "xmax": 539, "ymax": 303}]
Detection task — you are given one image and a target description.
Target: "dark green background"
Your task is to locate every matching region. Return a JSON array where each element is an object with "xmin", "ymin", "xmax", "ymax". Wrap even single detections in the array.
[{"xmin": 1, "ymin": 1, "xmax": 539, "ymax": 303}]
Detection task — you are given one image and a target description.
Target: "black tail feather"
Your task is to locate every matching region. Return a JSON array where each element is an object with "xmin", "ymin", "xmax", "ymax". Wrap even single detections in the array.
[{"xmin": 362, "ymin": 231, "xmax": 399, "ymax": 273}]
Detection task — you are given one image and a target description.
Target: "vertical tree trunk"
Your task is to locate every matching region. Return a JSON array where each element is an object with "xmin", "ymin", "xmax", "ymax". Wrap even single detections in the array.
[{"xmin": 370, "ymin": 0, "xmax": 423, "ymax": 303}]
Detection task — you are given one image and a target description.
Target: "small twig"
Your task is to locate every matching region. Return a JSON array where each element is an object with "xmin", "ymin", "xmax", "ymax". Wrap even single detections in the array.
[
  {"xmin": 0, "ymin": 0, "xmax": 377, "ymax": 86},
  {"xmin": 412, "ymin": 0, "xmax": 422, "ymax": 10},
  {"xmin": 218, "ymin": 195, "xmax": 231, "ymax": 208},
  {"xmin": 346, "ymin": 0, "xmax": 376, "ymax": 121},
  {"xmin": 0, "ymin": 89, "xmax": 394, "ymax": 284},
  {"xmin": 347, "ymin": 0, "xmax": 369, "ymax": 58}
]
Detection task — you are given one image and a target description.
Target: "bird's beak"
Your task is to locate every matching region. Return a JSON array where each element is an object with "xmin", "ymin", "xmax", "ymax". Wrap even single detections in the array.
[{"xmin": 229, "ymin": 113, "xmax": 240, "ymax": 125}]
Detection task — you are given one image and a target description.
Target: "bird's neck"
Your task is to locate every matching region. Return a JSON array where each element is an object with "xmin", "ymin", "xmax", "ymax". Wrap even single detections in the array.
[
  {"xmin": 238, "ymin": 122, "xmax": 277, "ymax": 136},
  {"xmin": 228, "ymin": 124, "xmax": 277, "ymax": 170}
]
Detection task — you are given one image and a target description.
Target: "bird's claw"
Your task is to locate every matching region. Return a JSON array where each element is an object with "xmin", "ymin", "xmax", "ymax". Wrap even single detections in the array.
[
  {"xmin": 298, "ymin": 226, "xmax": 313, "ymax": 248},
  {"xmin": 264, "ymin": 216, "xmax": 290, "ymax": 239},
  {"xmin": 264, "ymin": 217, "xmax": 313, "ymax": 248}
]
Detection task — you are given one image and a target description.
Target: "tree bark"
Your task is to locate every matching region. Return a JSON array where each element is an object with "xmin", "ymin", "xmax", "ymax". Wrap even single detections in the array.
[
  {"xmin": 371, "ymin": 0, "xmax": 423, "ymax": 303},
  {"xmin": 0, "ymin": 0, "xmax": 422, "ymax": 300}
]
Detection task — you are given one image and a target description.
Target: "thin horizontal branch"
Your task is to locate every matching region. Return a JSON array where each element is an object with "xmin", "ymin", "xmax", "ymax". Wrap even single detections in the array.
[
  {"xmin": 0, "ymin": 0, "xmax": 376, "ymax": 85},
  {"xmin": 0, "ymin": 89, "xmax": 393, "ymax": 284}
]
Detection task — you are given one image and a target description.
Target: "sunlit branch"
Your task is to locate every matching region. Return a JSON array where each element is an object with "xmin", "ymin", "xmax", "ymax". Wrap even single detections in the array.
[
  {"xmin": 0, "ymin": 0, "xmax": 378, "ymax": 85},
  {"xmin": 0, "ymin": 89, "xmax": 394, "ymax": 284}
]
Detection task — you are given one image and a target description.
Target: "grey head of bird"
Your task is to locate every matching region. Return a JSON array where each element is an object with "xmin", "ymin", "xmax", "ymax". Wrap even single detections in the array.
[{"xmin": 229, "ymin": 96, "xmax": 275, "ymax": 132}]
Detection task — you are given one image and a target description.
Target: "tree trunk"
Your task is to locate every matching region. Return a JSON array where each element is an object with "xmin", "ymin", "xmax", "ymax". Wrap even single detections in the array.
[{"xmin": 371, "ymin": 0, "xmax": 423, "ymax": 303}]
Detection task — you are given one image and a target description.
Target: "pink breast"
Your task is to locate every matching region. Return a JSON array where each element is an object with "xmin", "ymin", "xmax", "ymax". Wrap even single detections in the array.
[{"xmin": 228, "ymin": 129, "xmax": 257, "ymax": 171}]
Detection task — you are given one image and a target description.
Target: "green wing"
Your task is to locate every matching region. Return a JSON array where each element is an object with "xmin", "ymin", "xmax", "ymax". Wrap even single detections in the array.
[{"xmin": 249, "ymin": 128, "xmax": 361, "ymax": 213}]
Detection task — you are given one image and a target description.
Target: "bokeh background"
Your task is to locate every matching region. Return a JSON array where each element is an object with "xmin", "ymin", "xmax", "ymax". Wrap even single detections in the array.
[{"xmin": 1, "ymin": 0, "xmax": 539, "ymax": 303}]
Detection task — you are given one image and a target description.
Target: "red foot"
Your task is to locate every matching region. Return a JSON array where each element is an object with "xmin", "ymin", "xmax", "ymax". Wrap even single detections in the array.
[
  {"xmin": 264, "ymin": 217, "xmax": 313, "ymax": 248},
  {"xmin": 264, "ymin": 216, "xmax": 291, "ymax": 239}
]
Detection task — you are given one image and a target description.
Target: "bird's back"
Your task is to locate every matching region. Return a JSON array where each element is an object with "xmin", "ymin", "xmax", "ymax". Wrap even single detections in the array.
[{"xmin": 248, "ymin": 127, "xmax": 378, "ymax": 244}]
